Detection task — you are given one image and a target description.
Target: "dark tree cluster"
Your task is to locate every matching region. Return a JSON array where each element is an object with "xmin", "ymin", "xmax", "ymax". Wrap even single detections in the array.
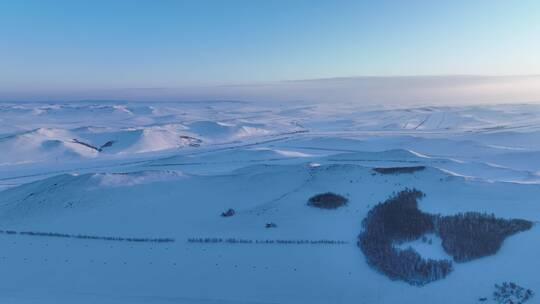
[
  {"xmin": 358, "ymin": 189, "xmax": 533, "ymax": 286},
  {"xmin": 221, "ymin": 208, "xmax": 235, "ymax": 217},
  {"xmin": 373, "ymin": 166, "xmax": 426, "ymax": 175},
  {"xmin": 493, "ymin": 282, "xmax": 534, "ymax": 304},
  {"xmin": 0, "ymin": 229, "xmax": 174, "ymax": 243},
  {"xmin": 308, "ymin": 192, "xmax": 348, "ymax": 209},
  {"xmin": 435, "ymin": 213, "xmax": 532, "ymax": 262},
  {"xmin": 358, "ymin": 188, "xmax": 452, "ymax": 286}
]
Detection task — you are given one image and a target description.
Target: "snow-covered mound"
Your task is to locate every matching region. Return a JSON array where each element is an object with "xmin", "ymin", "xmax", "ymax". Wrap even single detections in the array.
[
  {"xmin": 0, "ymin": 128, "xmax": 100, "ymax": 164},
  {"xmin": 183, "ymin": 120, "xmax": 286, "ymax": 144}
]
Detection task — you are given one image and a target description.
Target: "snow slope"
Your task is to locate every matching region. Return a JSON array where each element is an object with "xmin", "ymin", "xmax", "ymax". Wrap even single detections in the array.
[
  {"xmin": 0, "ymin": 101, "xmax": 539, "ymax": 303},
  {"xmin": 0, "ymin": 163, "xmax": 538, "ymax": 304}
]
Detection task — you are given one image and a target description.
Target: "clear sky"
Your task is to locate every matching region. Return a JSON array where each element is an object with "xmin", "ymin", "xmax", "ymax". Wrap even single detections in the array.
[{"xmin": 1, "ymin": 0, "xmax": 540, "ymax": 94}]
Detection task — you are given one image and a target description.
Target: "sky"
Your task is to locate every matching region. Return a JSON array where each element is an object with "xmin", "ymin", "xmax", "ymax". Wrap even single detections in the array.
[{"xmin": 1, "ymin": 0, "xmax": 540, "ymax": 102}]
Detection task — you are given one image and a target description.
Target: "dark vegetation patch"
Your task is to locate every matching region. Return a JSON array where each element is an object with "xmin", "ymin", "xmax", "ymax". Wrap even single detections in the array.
[
  {"xmin": 100, "ymin": 140, "xmax": 115, "ymax": 150},
  {"xmin": 358, "ymin": 189, "xmax": 532, "ymax": 286},
  {"xmin": 492, "ymin": 282, "xmax": 534, "ymax": 304},
  {"xmin": 308, "ymin": 192, "xmax": 348, "ymax": 209},
  {"xmin": 0, "ymin": 229, "xmax": 174, "ymax": 243},
  {"xmin": 265, "ymin": 222, "xmax": 277, "ymax": 228},
  {"xmin": 72, "ymin": 139, "xmax": 116, "ymax": 152},
  {"xmin": 180, "ymin": 135, "xmax": 203, "ymax": 147},
  {"xmin": 221, "ymin": 208, "xmax": 235, "ymax": 217},
  {"xmin": 373, "ymin": 166, "xmax": 426, "ymax": 174},
  {"xmin": 72, "ymin": 139, "xmax": 101, "ymax": 152},
  {"xmin": 436, "ymin": 213, "xmax": 532, "ymax": 262},
  {"xmin": 358, "ymin": 189, "xmax": 452, "ymax": 286}
]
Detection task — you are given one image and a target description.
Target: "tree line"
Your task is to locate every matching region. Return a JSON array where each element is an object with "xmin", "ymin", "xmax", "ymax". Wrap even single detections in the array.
[
  {"xmin": 0, "ymin": 229, "xmax": 174, "ymax": 243},
  {"xmin": 372, "ymin": 166, "xmax": 426, "ymax": 174},
  {"xmin": 188, "ymin": 237, "xmax": 349, "ymax": 245}
]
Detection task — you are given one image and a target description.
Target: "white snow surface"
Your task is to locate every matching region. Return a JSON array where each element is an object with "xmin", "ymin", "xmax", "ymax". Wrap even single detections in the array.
[{"xmin": 0, "ymin": 101, "xmax": 539, "ymax": 303}]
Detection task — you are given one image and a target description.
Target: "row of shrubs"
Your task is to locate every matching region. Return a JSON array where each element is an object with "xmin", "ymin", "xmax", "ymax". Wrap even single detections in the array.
[
  {"xmin": 0, "ymin": 229, "xmax": 174, "ymax": 243},
  {"xmin": 358, "ymin": 188, "xmax": 532, "ymax": 286},
  {"xmin": 188, "ymin": 238, "xmax": 253, "ymax": 244},
  {"xmin": 187, "ymin": 237, "xmax": 349, "ymax": 245}
]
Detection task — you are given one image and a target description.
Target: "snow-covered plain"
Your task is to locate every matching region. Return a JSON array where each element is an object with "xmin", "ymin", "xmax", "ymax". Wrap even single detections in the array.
[{"xmin": 0, "ymin": 101, "xmax": 539, "ymax": 303}]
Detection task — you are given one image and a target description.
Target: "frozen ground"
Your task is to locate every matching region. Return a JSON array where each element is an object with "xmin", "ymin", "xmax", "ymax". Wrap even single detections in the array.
[{"xmin": 0, "ymin": 101, "xmax": 539, "ymax": 303}]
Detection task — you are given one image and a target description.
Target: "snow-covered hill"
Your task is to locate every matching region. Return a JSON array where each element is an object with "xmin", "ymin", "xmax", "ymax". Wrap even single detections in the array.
[{"xmin": 0, "ymin": 101, "xmax": 539, "ymax": 303}]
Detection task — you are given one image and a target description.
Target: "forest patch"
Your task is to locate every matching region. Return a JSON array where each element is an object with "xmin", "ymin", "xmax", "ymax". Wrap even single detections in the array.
[{"xmin": 358, "ymin": 189, "xmax": 532, "ymax": 286}]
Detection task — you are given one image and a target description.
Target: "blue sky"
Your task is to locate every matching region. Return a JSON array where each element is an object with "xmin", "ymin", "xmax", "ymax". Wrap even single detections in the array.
[{"xmin": 1, "ymin": 0, "xmax": 539, "ymax": 93}]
